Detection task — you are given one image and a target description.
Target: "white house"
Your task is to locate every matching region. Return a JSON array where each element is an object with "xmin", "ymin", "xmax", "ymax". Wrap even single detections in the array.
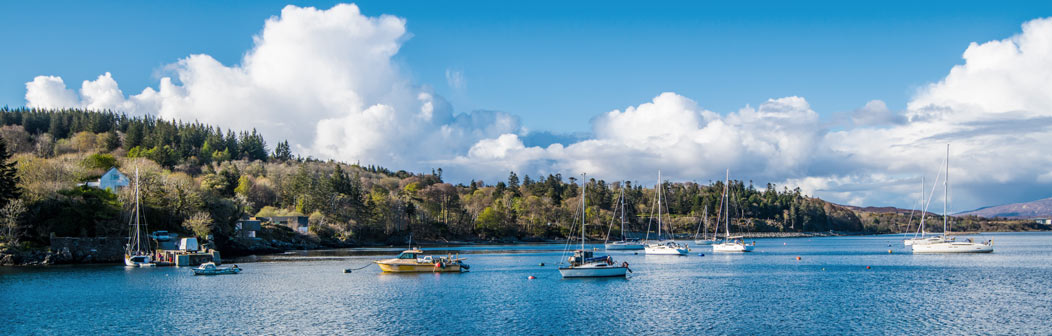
[{"xmin": 84, "ymin": 167, "xmax": 130, "ymax": 191}]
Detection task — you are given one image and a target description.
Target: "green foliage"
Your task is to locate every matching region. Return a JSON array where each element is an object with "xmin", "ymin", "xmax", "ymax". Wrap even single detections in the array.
[
  {"xmin": 182, "ymin": 211, "xmax": 214, "ymax": 239},
  {"xmin": 0, "ymin": 107, "xmax": 1038, "ymax": 248},
  {"xmin": 82, "ymin": 153, "xmax": 118, "ymax": 170}
]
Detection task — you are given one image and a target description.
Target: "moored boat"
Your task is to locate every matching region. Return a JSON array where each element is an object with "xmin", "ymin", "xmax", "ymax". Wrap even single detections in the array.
[
  {"xmin": 558, "ymin": 250, "xmax": 630, "ymax": 278},
  {"xmin": 643, "ymin": 171, "xmax": 688, "ymax": 256},
  {"xmin": 604, "ymin": 181, "xmax": 644, "ymax": 250},
  {"xmin": 712, "ymin": 169, "xmax": 756, "ymax": 253},
  {"xmin": 125, "ymin": 168, "xmax": 156, "ymax": 267},
  {"xmin": 191, "ymin": 262, "xmax": 241, "ymax": 275},
  {"xmin": 559, "ymin": 173, "xmax": 629, "ymax": 278},
  {"xmin": 712, "ymin": 236, "xmax": 755, "ymax": 252},
  {"xmin": 910, "ymin": 145, "xmax": 994, "ymax": 254},
  {"xmin": 375, "ymin": 249, "xmax": 469, "ymax": 273}
]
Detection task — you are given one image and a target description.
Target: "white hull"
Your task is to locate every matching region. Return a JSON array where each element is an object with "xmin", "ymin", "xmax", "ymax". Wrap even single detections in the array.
[
  {"xmin": 605, "ymin": 242, "xmax": 645, "ymax": 250},
  {"xmin": 125, "ymin": 255, "xmax": 155, "ymax": 267},
  {"xmin": 904, "ymin": 236, "xmax": 944, "ymax": 246},
  {"xmin": 912, "ymin": 241, "xmax": 993, "ymax": 253},
  {"xmin": 712, "ymin": 242, "xmax": 754, "ymax": 252},
  {"xmin": 644, "ymin": 243, "xmax": 688, "ymax": 255},
  {"xmin": 559, "ymin": 265, "xmax": 628, "ymax": 278}
]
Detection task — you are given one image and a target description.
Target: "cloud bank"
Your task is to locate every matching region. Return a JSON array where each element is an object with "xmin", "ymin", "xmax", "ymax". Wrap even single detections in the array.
[{"xmin": 23, "ymin": 5, "xmax": 1052, "ymax": 210}]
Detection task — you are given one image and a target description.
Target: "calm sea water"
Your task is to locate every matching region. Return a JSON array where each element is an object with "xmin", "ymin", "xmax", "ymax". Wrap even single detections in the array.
[{"xmin": 2, "ymin": 232, "xmax": 1050, "ymax": 335}]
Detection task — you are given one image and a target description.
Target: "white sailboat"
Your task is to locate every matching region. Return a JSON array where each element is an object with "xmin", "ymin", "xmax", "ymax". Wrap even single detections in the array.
[
  {"xmin": 559, "ymin": 174, "xmax": 630, "ymax": 278},
  {"xmin": 905, "ymin": 174, "xmax": 947, "ymax": 246},
  {"xmin": 605, "ymin": 181, "xmax": 644, "ymax": 250},
  {"xmin": 644, "ymin": 171, "xmax": 689, "ymax": 255},
  {"xmin": 125, "ymin": 168, "xmax": 155, "ymax": 267},
  {"xmin": 692, "ymin": 207, "xmax": 715, "ymax": 245},
  {"xmin": 712, "ymin": 169, "xmax": 755, "ymax": 253},
  {"xmin": 912, "ymin": 144, "xmax": 993, "ymax": 253}
]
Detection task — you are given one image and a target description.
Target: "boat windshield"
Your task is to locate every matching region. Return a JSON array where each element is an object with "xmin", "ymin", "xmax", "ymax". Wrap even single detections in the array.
[{"xmin": 397, "ymin": 253, "xmax": 417, "ymax": 259}]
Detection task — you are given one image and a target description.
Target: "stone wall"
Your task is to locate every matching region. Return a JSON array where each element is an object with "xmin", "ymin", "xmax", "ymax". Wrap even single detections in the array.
[{"xmin": 47, "ymin": 236, "xmax": 126, "ymax": 264}]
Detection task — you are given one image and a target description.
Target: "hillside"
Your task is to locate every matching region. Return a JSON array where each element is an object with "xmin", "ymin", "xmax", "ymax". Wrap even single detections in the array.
[
  {"xmin": 0, "ymin": 108, "xmax": 1043, "ymax": 265},
  {"xmin": 956, "ymin": 197, "xmax": 1052, "ymax": 219}
]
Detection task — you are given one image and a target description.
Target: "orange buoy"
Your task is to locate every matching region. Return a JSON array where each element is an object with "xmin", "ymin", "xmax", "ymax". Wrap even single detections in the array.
[
  {"xmin": 888, "ymin": 250, "xmax": 893, "ymax": 254},
  {"xmin": 866, "ymin": 266, "xmax": 871, "ymax": 269},
  {"xmin": 528, "ymin": 275, "xmax": 536, "ymax": 280},
  {"xmin": 796, "ymin": 256, "xmax": 801, "ymax": 260}
]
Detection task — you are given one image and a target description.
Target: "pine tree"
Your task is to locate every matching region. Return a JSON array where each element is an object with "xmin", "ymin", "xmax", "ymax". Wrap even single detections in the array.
[
  {"xmin": 273, "ymin": 140, "xmax": 292, "ymax": 162},
  {"xmin": 0, "ymin": 136, "xmax": 22, "ymax": 208}
]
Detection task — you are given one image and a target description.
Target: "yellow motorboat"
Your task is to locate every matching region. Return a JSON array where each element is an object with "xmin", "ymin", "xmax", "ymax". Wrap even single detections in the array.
[{"xmin": 375, "ymin": 249, "xmax": 469, "ymax": 273}]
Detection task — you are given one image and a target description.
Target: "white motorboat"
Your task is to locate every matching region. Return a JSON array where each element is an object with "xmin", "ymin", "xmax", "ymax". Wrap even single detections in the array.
[
  {"xmin": 124, "ymin": 168, "xmax": 156, "ymax": 267},
  {"xmin": 712, "ymin": 169, "xmax": 756, "ymax": 253},
  {"xmin": 643, "ymin": 171, "xmax": 688, "ymax": 256},
  {"xmin": 911, "ymin": 144, "xmax": 993, "ymax": 254},
  {"xmin": 558, "ymin": 174, "xmax": 629, "ymax": 278},
  {"xmin": 604, "ymin": 181, "xmax": 645, "ymax": 251},
  {"xmin": 191, "ymin": 262, "xmax": 242, "ymax": 275}
]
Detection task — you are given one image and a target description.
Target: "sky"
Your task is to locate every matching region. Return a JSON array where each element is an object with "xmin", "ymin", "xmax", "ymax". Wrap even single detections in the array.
[{"xmin": 3, "ymin": 1, "xmax": 1052, "ymax": 212}]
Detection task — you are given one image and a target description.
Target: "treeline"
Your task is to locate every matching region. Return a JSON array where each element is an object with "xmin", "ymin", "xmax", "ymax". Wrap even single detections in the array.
[{"xmin": 6, "ymin": 108, "xmax": 1030, "ymax": 254}]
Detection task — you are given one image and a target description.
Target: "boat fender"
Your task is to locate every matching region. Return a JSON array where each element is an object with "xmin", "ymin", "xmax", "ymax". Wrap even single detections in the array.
[{"xmin": 435, "ymin": 262, "xmax": 444, "ymax": 269}]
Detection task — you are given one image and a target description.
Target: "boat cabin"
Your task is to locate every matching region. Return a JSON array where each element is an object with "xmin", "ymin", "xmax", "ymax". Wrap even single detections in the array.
[
  {"xmin": 397, "ymin": 249, "xmax": 424, "ymax": 260},
  {"xmin": 568, "ymin": 250, "xmax": 611, "ymax": 265}
]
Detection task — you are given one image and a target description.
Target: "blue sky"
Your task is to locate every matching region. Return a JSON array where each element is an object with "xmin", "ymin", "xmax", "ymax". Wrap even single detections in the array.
[
  {"xmin": 3, "ymin": 1, "xmax": 1049, "ymax": 131},
  {"xmin": 6, "ymin": 1, "xmax": 1052, "ymax": 210}
]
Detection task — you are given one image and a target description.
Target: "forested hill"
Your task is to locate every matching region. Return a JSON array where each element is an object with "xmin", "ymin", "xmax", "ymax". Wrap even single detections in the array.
[{"xmin": 0, "ymin": 108, "xmax": 1036, "ymax": 255}]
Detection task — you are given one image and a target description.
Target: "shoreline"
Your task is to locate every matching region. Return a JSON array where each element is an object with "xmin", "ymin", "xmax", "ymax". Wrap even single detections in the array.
[{"xmin": 5, "ymin": 230, "xmax": 1048, "ymax": 266}]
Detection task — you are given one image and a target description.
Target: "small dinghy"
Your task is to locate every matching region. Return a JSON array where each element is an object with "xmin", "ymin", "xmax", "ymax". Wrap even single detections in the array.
[{"xmin": 191, "ymin": 262, "xmax": 241, "ymax": 275}]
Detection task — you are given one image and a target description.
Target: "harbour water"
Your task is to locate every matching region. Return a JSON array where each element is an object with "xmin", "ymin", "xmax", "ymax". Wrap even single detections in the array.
[{"xmin": 2, "ymin": 232, "xmax": 1050, "ymax": 335}]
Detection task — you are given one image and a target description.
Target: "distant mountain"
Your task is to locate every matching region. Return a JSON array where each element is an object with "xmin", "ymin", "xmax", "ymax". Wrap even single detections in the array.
[
  {"xmin": 840, "ymin": 205, "xmax": 937, "ymax": 217},
  {"xmin": 956, "ymin": 197, "xmax": 1052, "ymax": 219}
]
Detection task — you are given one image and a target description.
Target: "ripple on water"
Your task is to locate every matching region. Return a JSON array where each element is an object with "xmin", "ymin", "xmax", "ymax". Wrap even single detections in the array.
[{"xmin": 1, "ymin": 233, "xmax": 1050, "ymax": 335}]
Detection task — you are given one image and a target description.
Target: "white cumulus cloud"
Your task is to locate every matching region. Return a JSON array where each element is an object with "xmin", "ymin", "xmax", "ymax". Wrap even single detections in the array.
[
  {"xmin": 25, "ymin": 3, "xmax": 518, "ymax": 171},
  {"xmin": 22, "ymin": 6, "xmax": 1052, "ymax": 210}
]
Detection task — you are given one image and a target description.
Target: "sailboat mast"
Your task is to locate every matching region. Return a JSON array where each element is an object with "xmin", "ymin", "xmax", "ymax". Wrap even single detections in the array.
[
  {"xmin": 944, "ymin": 144, "xmax": 949, "ymax": 234},
  {"xmin": 134, "ymin": 168, "xmax": 141, "ymax": 253},
  {"xmin": 657, "ymin": 171, "xmax": 662, "ymax": 240},
  {"xmin": 725, "ymin": 169, "xmax": 730, "ymax": 238},
  {"xmin": 619, "ymin": 183, "xmax": 626, "ymax": 242},
  {"xmin": 919, "ymin": 176, "xmax": 925, "ymax": 237},
  {"xmin": 581, "ymin": 174, "xmax": 587, "ymax": 251}
]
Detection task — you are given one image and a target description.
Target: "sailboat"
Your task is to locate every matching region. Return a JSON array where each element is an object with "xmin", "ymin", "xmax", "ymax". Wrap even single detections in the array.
[
  {"xmin": 904, "ymin": 176, "xmax": 945, "ymax": 246},
  {"xmin": 712, "ymin": 169, "xmax": 755, "ymax": 253},
  {"xmin": 605, "ymin": 181, "xmax": 644, "ymax": 250},
  {"xmin": 125, "ymin": 168, "xmax": 156, "ymax": 267},
  {"xmin": 693, "ymin": 208, "xmax": 715, "ymax": 245},
  {"xmin": 559, "ymin": 174, "xmax": 630, "ymax": 278},
  {"xmin": 911, "ymin": 144, "xmax": 993, "ymax": 253},
  {"xmin": 644, "ymin": 171, "xmax": 689, "ymax": 255}
]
